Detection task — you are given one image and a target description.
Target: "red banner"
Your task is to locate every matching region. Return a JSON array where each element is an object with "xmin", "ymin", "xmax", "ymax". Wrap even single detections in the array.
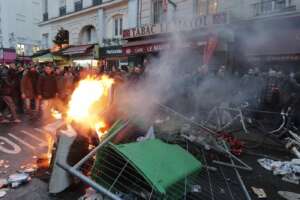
[{"xmin": 203, "ymin": 35, "xmax": 218, "ymax": 65}]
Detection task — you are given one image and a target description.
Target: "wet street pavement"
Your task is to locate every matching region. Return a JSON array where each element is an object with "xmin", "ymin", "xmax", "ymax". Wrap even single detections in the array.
[
  {"xmin": 0, "ymin": 118, "xmax": 84, "ymax": 200},
  {"xmin": 0, "ymin": 119, "xmax": 50, "ymax": 200},
  {"xmin": 0, "ymin": 122, "xmax": 48, "ymax": 176},
  {"xmin": 1, "ymin": 118, "xmax": 299, "ymax": 200}
]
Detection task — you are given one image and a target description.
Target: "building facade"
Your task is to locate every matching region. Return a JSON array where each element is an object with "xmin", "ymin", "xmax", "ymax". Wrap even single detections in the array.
[
  {"xmin": 122, "ymin": 0, "xmax": 300, "ymax": 71},
  {"xmin": 38, "ymin": 0, "xmax": 300, "ymax": 70},
  {"xmin": 0, "ymin": 0, "xmax": 42, "ymax": 63},
  {"xmin": 234, "ymin": 0, "xmax": 300, "ymax": 72},
  {"xmin": 123, "ymin": 0, "xmax": 234, "ymax": 68},
  {"xmin": 38, "ymin": 0, "xmax": 135, "ymax": 67}
]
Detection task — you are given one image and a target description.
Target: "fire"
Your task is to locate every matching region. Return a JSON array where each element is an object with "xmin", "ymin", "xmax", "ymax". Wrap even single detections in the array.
[
  {"xmin": 46, "ymin": 134, "xmax": 54, "ymax": 165},
  {"xmin": 95, "ymin": 121, "xmax": 107, "ymax": 139},
  {"xmin": 51, "ymin": 108, "xmax": 62, "ymax": 120},
  {"xmin": 37, "ymin": 134, "xmax": 54, "ymax": 169},
  {"xmin": 67, "ymin": 75, "xmax": 114, "ymax": 138}
]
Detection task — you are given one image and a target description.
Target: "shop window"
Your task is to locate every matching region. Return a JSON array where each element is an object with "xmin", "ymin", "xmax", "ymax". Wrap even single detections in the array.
[
  {"xmin": 152, "ymin": 0, "xmax": 164, "ymax": 24},
  {"xmin": 16, "ymin": 44, "xmax": 25, "ymax": 55},
  {"xmin": 32, "ymin": 46, "xmax": 40, "ymax": 54},
  {"xmin": 113, "ymin": 15, "xmax": 123, "ymax": 37}
]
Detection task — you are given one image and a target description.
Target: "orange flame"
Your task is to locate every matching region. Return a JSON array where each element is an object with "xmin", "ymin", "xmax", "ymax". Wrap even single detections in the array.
[
  {"xmin": 51, "ymin": 108, "xmax": 62, "ymax": 120},
  {"xmin": 46, "ymin": 134, "xmax": 54, "ymax": 165},
  {"xmin": 95, "ymin": 121, "xmax": 107, "ymax": 139},
  {"xmin": 67, "ymin": 75, "xmax": 113, "ymax": 139}
]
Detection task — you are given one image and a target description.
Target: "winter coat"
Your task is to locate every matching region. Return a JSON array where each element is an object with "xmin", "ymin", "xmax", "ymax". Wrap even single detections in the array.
[
  {"xmin": 21, "ymin": 72, "xmax": 36, "ymax": 99},
  {"xmin": 37, "ymin": 73, "xmax": 58, "ymax": 99},
  {"xmin": 63, "ymin": 74, "xmax": 74, "ymax": 96},
  {"xmin": 0, "ymin": 77, "xmax": 14, "ymax": 97},
  {"xmin": 55, "ymin": 75, "xmax": 65, "ymax": 97}
]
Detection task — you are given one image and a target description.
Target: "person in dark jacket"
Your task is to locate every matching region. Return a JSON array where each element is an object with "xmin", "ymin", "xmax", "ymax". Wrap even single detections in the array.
[
  {"xmin": 0, "ymin": 75, "xmax": 21, "ymax": 123},
  {"xmin": 37, "ymin": 66, "xmax": 58, "ymax": 121},
  {"xmin": 21, "ymin": 65, "xmax": 40, "ymax": 116}
]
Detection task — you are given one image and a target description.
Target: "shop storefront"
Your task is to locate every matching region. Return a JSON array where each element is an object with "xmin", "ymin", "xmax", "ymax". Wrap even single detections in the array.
[
  {"xmin": 0, "ymin": 48, "xmax": 17, "ymax": 64},
  {"xmin": 16, "ymin": 56, "xmax": 32, "ymax": 64},
  {"xmin": 99, "ymin": 45, "xmax": 128, "ymax": 71},
  {"xmin": 236, "ymin": 15, "xmax": 300, "ymax": 73},
  {"xmin": 32, "ymin": 53, "xmax": 65, "ymax": 65},
  {"xmin": 122, "ymin": 13, "xmax": 232, "ymax": 71},
  {"xmin": 61, "ymin": 44, "xmax": 99, "ymax": 68}
]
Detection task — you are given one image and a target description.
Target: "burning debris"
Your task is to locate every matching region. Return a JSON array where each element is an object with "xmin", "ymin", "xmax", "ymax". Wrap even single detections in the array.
[{"xmin": 66, "ymin": 75, "xmax": 113, "ymax": 136}]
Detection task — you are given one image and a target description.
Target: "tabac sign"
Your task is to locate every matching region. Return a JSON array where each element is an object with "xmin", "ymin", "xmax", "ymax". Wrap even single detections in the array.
[{"xmin": 123, "ymin": 13, "xmax": 227, "ymax": 39}]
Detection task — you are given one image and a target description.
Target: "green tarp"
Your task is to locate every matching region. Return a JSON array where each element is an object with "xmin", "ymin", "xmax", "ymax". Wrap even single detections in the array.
[
  {"xmin": 32, "ymin": 53, "xmax": 64, "ymax": 63},
  {"xmin": 111, "ymin": 139, "xmax": 202, "ymax": 195}
]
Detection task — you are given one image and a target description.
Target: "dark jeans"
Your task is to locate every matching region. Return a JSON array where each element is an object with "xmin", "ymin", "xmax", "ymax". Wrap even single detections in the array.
[{"xmin": 2, "ymin": 96, "xmax": 18, "ymax": 120}]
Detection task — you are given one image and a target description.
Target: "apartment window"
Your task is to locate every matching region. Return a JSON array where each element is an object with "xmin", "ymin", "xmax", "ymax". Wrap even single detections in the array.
[
  {"xmin": 93, "ymin": 0, "xmax": 102, "ymax": 6},
  {"xmin": 87, "ymin": 27, "xmax": 93, "ymax": 42},
  {"xmin": 16, "ymin": 44, "xmax": 25, "ymax": 55},
  {"xmin": 42, "ymin": 33, "xmax": 49, "ymax": 49},
  {"xmin": 152, "ymin": 0, "xmax": 164, "ymax": 24},
  {"xmin": 113, "ymin": 16, "xmax": 123, "ymax": 37},
  {"xmin": 196, "ymin": 0, "xmax": 208, "ymax": 15},
  {"xmin": 59, "ymin": 0, "xmax": 66, "ymax": 16},
  {"xmin": 261, "ymin": 0, "xmax": 273, "ymax": 13},
  {"xmin": 43, "ymin": 0, "xmax": 48, "ymax": 21},
  {"xmin": 74, "ymin": 0, "xmax": 83, "ymax": 11},
  {"xmin": 43, "ymin": 0, "xmax": 48, "ymax": 13},
  {"xmin": 275, "ymin": 0, "xmax": 293, "ymax": 9},
  {"xmin": 208, "ymin": 0, "xmax": 218, "ymax": 14}
]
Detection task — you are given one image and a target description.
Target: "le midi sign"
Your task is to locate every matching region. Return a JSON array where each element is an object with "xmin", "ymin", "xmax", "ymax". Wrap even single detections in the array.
[{"xmin": 123, "ymin": 13, "xmax": 227, "ymax": 39}]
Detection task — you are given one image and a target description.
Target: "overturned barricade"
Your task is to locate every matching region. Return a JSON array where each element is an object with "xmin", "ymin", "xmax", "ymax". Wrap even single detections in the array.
[
  {"xmin": 91, "ymin": 139, "xmax": 202, "ymax": 199},
  {"xmin": 45, "ymin": 113, "xmax": 254, "ymax": 200}
]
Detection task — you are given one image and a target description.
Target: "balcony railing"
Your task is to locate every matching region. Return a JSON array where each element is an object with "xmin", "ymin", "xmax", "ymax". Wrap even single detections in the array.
[
  {"xmin": 74, "ymin": 1, "xmax": 83, "ymax": 12},
  {"xmin": 93, "ymin": 0, "xmax": 102, "ymax": 6},
  {"xmin": 59, "ymin": 6, "xmax": 66, "ymax": 16},
  {"xmin": 43, "ymin": 12, "xmax": 48, "ymax": 21},
  {"xmin": 253, "ymin": 0, "xmax": 296, "ymax": 16}
]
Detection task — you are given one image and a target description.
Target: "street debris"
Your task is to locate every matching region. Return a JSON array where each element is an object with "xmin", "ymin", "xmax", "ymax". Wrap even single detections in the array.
[
  {"xmin": 19, "ymin": 164, "xmax": 37, "ymax": 174},
  {"xmin": 258, "ymin": 158, "xmax": 300, "ymax": 184},
  {"xmin": 191, "ymin": 185, "xmax": 202, "ymax": 193},
  {"xmin": 278, "ymin": 191, "xmax": 300, "ymax": 200},
  {"xmin": 79, "ymin": 188, "xmax": 103, "ymax": 200},
  {"xmin": 136, "ymin": 125, "xmax": 155, "ymax": 142},
  {"xmin": 0, "ymin": 189, "xmax": 7, "ymax": 198},
  {"xmin": 218, "ymin": 133, "xmax": 244, "ymax": 156},
  {"xmin": 251, "ymin": 187, "xmax": 267, "ymax": 198},
  {"xmin": 8, "ymin": 173, "xmax": 31, "ymax": 188},
  {"xmin": 0, "ymin": 179, "xmax": 8, "ymax": 189}
]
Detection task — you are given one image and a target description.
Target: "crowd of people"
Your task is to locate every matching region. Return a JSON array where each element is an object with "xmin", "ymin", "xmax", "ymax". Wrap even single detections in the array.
[
  {"xmin": 0, "ymin": 62, "xmax": 300, "ymax": 127},
  {"xmin": 0, "ymin": 63, "xmax": 144, "ymax": 123}
]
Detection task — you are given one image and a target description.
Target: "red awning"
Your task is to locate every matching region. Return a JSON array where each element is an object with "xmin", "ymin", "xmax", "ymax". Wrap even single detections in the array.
[
  {"xmin": 61, "ymin": 44, "xmax": 94, "ymax": 55},
  {"xmin": 0, "ymin": 50, "xmax": 16, "ymax": 63},
  {"xmin": 123, "ymin": 38, "xmax": 166, "ymax": 47},
  {"xmin": 123, "ymin": 38, "xmax": 204, "ymax": 55}
]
